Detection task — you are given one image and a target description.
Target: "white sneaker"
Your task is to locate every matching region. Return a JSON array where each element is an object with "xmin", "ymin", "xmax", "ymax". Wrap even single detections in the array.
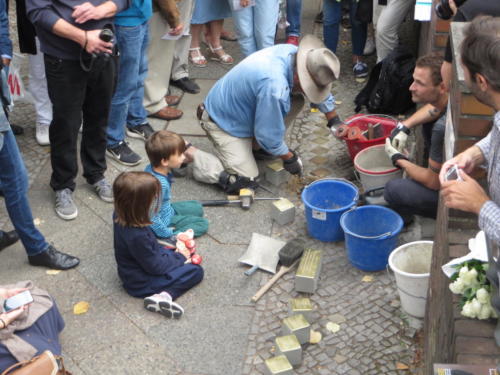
[
  {"xmin": 363, "ymin": 36, "xmax": 376, "ymax": 56},
  {"xmin": 35, "ymin": 123, "xmax": 50, "ymax": 146},
  {"xmin": 144, "ymin": 291, "xmax": 184, "ymax": 319}
]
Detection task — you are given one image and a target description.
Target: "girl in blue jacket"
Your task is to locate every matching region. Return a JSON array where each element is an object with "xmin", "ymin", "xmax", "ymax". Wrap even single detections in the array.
[{"xmin": 113, "ymin": 171, "xmax": 203, "ymax": 319}]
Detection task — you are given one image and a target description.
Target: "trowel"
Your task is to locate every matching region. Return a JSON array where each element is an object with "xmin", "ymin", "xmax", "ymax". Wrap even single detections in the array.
[{"xmin": 239, "ymin": 233, "xmax": 286, "ymax": 276}]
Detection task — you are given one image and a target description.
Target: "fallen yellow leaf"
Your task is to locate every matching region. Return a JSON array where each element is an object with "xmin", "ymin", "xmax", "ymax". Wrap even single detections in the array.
[
  {"xmin": 310, "ymin": 108, "xmax": 319, "ymax": 113},
  {"xmin": 73, "ymin": 301, "xmax": 90, "ymax": 315},
  {"xmin": 326, "ymin": 322, "xmax": 340, "ymax": 333},
  {"xmin": 396, "ymin": 362, "xmax": 409, "ymax": 370},
  {"xmin": 46, "ymin": 270, "xmax": 61, "ymax": 275},
  {"xmin": 335, "ymin": 100, "xmax": 343, "ymax": 105},
  {"xmin": 362, "ymin": 275, "xmax": 374, "ymax": 282},
  {"xmin": 309, "ymin": 330, "xmax": 322, "ymax": 344}
]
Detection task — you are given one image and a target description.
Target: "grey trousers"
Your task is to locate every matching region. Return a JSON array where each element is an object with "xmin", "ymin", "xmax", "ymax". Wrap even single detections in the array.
[
  {"xmin": 171, "ymin": 0, "xmax": 194, "ymax": 81},
  {"xmin": 373, "ymin": 0, "xmax": 414, "ymax": 62}
]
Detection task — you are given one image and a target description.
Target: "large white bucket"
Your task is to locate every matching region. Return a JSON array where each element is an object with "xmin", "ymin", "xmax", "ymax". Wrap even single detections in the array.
[
  {"xmin": 388, "ymin": 241, "xmax": 433, "ymax": 318},
  {"xmin": 354, "ymin": 144, "xmax": 403, "ymax": 191}
]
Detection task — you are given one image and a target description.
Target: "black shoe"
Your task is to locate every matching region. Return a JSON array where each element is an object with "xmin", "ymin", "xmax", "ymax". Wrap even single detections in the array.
[
  {"xmin": 28, "ymin": 245, "xmax": 80, "ymax": 270},
  {"xmin": 170, "ymin": 77, "xmax": 200, "ymax": 94},
  {"xmin": 106, "ymin": 141, "xmax": 142, "ymax": 166},
  {"xmin": 218, "ymin": 172, "xmax": 259, "ymax": 194},
  {"xmin": 253, "ymin": 148, "xmax": 278, "ymax": 161},
  {"xmin": 0, "ymin": 230, "xmax": 19, "ymax": 251},
  {"xmin": 315, "ymin": 11, "xmax": 323, "ymax": 23},
  {"xmin": 11, "ymin": 124, "xmax": 24, "ymax": 135},
  {"xmin": 126, "ymin": 122, "xmax": 155, "ymax": 141}
]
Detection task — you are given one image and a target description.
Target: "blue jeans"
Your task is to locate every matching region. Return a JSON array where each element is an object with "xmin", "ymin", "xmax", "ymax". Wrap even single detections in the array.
[
  {"xmin": 323, "ymin": 0, "xmax": 367, "ymax": 56},
  {"xmin": 0, "ymin": 129, "xmax": 48, "ymax": 256},
  {"xmin": 384, "ymin": 178, "xmax": 439, "ymax": 220},
  {"xmin": 107, "ymin": 22, "xmax": 149, "ymax": 147},
  {"xmin": 233, "ymin": 0, "xmax": 280, "ymax": 57},
  {"xmin": 286, "ymin": 0, "xmax": 301, "ymax": 37}
]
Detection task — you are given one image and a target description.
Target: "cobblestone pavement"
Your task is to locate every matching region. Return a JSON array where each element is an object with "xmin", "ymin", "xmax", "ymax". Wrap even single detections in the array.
[
  {"xmin": 1, "ymin": 1, "xmax": 424, "ymax": 374},
  {"xmin": 239, "ymin": 13, "xmax": 423, "ymax": 375}
]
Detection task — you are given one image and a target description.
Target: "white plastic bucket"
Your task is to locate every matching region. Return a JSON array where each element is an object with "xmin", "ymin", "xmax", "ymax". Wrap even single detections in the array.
[
  {"xmin": 388, "ymin": 241, "xmax": 433, "ymax": 318},
  {"xmin": 354, "ymin": 144, "xmax": 403, "ymax": 191}
]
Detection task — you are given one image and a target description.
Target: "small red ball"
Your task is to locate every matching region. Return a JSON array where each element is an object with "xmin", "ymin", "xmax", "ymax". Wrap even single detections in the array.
[{"xmin": 191, "ymin": 254, "xmax": 202, "ymax": 265}]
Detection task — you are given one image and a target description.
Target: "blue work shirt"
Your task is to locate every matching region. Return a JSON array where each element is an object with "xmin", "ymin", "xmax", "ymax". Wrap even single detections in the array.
[{"xmin": 204, "ymin": 44, "xmax": 335, "ymax": 156}]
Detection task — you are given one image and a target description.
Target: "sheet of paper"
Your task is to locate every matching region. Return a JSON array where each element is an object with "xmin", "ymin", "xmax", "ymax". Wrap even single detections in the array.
[
  {"xmin": 414, "ymin": 0, "xmax": 432, "ymax": 21},
  {"xmin": 161, "ymin": 27, "xmax": 190, "ymax": 41},
  {"xmin": 231, "ymin": 0, "xmax": 255, "ymax": 12}
]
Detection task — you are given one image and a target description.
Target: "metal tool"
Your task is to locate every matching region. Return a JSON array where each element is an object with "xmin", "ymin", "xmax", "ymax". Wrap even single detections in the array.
[
  {"xmin": 251, "ymin": 238, "xmax": 306, "ymax": 301},
  {"xmin": 239, "ymin": 233, "xmax": 286, "ymax": 276}
]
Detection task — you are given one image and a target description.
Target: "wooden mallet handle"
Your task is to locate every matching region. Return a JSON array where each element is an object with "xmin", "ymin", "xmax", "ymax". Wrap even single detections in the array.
[{"xmin": 251, "ymin": 259, "xmax": 299, "ymax": 302}]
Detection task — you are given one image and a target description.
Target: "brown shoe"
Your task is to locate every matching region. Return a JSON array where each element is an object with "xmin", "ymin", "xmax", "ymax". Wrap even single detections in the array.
[
  {"xmin": 165, "ymin": 95, "xmax": 181, "ymax": 106},
  {"xmin": 149, "ymin": 106, "xmax": 183, "ymax": 121}
]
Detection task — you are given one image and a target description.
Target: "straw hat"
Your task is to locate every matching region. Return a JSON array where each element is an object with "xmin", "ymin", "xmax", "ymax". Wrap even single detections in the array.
[{"xmin": 297, "ymin": 34, "xmax": 340, "ymax": 104}]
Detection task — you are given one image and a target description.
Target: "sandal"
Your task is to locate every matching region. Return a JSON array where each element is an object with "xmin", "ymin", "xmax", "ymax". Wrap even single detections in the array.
[
  {"xmin": 189, "ymin": 47, "xmax": 208, "ymax": 67},
  {"xmin": 208, "ymin": 44, "xmax": 233, "ymax": 65},
  {"xmin": 220, "ymin": 31, "xmax": 237, "ymax": 42}
]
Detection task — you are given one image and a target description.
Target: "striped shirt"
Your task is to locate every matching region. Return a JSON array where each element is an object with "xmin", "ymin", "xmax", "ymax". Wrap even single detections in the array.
[
  {"xmin": 476, "ymin": 111, "xmax": 500, "ymax": 245},
  {"xmin": 145, "ymin": 165, "xmax": 175, "ymax": 239}
]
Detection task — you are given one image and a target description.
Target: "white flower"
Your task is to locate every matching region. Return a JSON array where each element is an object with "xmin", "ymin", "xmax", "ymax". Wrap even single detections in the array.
[
  {"xmin": 461, "ymin": 301, "xmax": 477, "ymax": 318},
  {"xmin": 449, "ymin": 279, "xmax": 466, "ymax": 294},
  {"xmin": 458, "ymin": 266, "xmax": 469, "ymax": 279},
  {"xmin": 476, "ymin": 288, "xmax": 490, "ymax": 304},
  {"xmin": 462, "ymin": 268, "xmax": 479, "ymax": 287},
  {"xmin": 470, "ymin": 298, "xmax": 482, "ymax": 315},
  {"xmin": 478, "ymin": 303, "xmax": 492, "ymax": 320}
]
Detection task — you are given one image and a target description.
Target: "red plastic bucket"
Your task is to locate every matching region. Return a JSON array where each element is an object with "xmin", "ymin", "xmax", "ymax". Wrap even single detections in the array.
[{"xmin": 342, "ymin": 114, "xmax": 397, "ymax": 160}]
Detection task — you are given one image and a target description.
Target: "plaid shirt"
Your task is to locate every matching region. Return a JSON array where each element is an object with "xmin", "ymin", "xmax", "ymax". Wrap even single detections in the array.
[{"xmin": 476, "ymin": 111, "xmax": 500, "ymax": 245}]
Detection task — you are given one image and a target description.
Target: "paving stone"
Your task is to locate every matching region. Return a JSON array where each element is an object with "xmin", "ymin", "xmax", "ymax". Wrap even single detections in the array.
[{"xmin": 4, "ymin": 3, "xmax": 422, "ymax": 373}]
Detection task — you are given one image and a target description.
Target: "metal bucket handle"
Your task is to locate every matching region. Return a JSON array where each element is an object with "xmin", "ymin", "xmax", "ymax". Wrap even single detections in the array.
[{"xmin": 306, "ymin": 177, "xmax": 359, "ymax": 204}]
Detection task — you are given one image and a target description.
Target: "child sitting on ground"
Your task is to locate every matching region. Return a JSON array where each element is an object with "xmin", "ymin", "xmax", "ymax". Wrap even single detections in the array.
[
  {"xmin": 145, "ymin": 130, "xmax": 208, "ymax": 246},
  {"xmin": 113, "ymin": 171, "xmax": 204, "ymax": 318}
]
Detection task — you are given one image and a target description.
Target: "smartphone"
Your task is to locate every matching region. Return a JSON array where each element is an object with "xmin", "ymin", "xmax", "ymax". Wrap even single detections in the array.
[
  {"xmin": 445, "ymin": 164, "xmax": 463, "ymax": 181},
  {"xmin": 3, "ymin": 290, "xmax": 33, "ymax": 312}
]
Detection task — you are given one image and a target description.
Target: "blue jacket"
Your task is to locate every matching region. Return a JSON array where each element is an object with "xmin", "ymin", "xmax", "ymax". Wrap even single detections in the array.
[
  {"xmin": 204, "ymin": 44, "xmax": 335, "ymax": 156},
  {"xmin": 113, "ymin": 221, "xmax": 187, "ymax": 297}
]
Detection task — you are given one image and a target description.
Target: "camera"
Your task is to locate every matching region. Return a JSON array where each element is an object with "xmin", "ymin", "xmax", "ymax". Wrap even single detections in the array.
[
  {"xmin": 444, "ymin": 164, "xmax": 463, "ymax": 181},
  {"xmin": 435, "ymin": 0, "xmax": 467, "ymax": 20},
  {"xmin": 99, "ymin": 27, "xmax": 114, "ymax": 44}
]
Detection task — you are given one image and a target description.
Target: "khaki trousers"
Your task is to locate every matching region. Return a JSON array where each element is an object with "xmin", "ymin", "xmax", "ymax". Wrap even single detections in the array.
[
  {"xmin": 192, "ymin": 94, "xmax": 305, "ymax": 185},
  {"xmin": 143, "ymin": 11, "xmax": 176, "ymax": 114}
]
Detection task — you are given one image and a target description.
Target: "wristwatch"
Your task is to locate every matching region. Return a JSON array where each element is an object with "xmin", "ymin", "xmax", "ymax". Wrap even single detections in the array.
[{"xmin": 396, "ymin": 122, "xmax": 411, "ymax": 135}]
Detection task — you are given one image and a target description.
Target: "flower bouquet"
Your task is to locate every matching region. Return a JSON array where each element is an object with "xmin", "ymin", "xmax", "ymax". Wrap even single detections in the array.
[{"xmin": 448, "ymin": 260, "xmax": 498, "ymax": 320}]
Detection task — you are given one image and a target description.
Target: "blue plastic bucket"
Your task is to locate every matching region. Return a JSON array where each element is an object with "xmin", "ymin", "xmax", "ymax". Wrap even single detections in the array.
[
  {"xmin": 340, "ymin": 205, "xmax": 403, "ymax": 271},
  {"xmin": 301, "ymin": 179, "xmax": 359, "ymax": 242}
]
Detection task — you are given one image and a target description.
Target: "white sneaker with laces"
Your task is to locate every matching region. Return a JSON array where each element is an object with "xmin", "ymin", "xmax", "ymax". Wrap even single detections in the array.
[
  {"xmin": 35, "ymin": 123, "xmax": 50, "ymax": 146},
  {"xmin": 144, "ymin": 291, "xmax": 184, "ymax": 319}
]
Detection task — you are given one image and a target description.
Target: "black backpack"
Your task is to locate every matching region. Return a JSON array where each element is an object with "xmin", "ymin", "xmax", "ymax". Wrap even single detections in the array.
[{"xmin": 354, "ymin": 45, "xmax": 416, "ymax": 115}]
